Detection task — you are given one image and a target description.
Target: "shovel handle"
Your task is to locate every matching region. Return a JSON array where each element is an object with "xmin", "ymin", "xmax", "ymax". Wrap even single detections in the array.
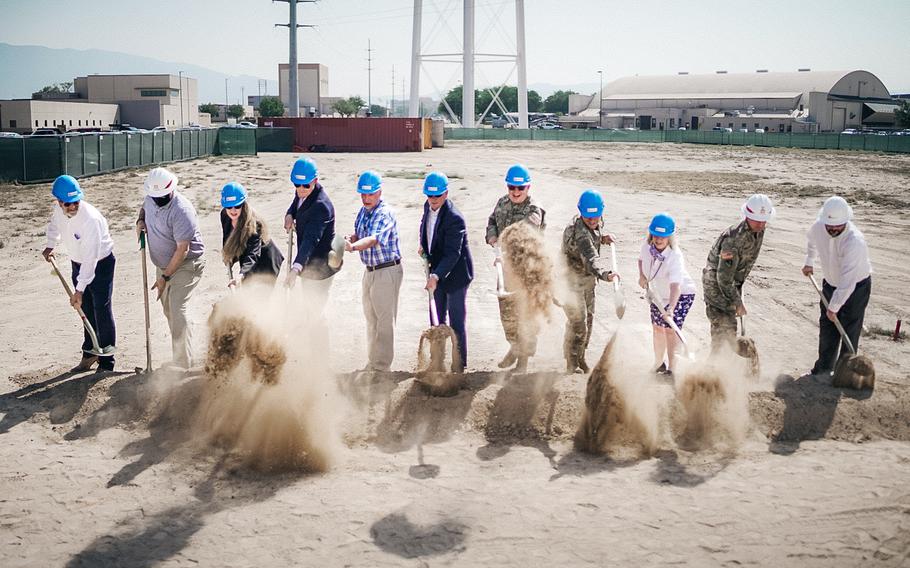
[
  {"xmin": 286, "ymin": 227, "xmax": 294, "ymax": 272},
  {"xmin": 609, "ymin": 243, "xmax": 621, "ymax": 293},
  {"xmin": 49, "ymin": 256, "xmax": 104, "ymax": 355},
  {"xmin": 139, "ymin": 231, "xmax": 152, "ymax": 370},
  {"xmin": 739, "ymin": 315, "xmax": 746, "ymax": 337},
  {"xmin": 807, "ymin": 274, "xmax": 856, "ymax": 355},
  {"xmin": 424, "ymin": 258, "xmax": 440, "ymax": 326}
]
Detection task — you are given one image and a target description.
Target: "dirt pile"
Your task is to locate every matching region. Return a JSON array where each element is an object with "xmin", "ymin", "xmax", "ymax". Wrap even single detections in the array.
[
  {"xmin": 499, "ymin": 221, "xmax": 555, "ymax": 319},
  {"xmin": 575, "ymin": 332, "xmax": 660, "ymax": 456},
  {"xmin": 197, "ymin": 281, "xmax": 343, "ymax": 472}
]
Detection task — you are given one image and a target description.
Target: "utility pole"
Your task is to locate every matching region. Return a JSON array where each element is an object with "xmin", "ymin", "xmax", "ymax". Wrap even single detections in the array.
[
  {"xmin": 241, "ymin": 86, "xmax": 245, "ymax": 107},
  {"xmin": 224, "ymin": 78, "xmax": 229, "ymax": 121},
  {"xmin": 178, "ymin": 70, "xmax": 184, "ymax": 127},
  {"xmin": 597, "ymin": 70, "xmax": 603, "ymax": 128},
  {"xmin": 391, "ymin": 65, "xmax": 395, "ymax": 117},
  {"xmin": 367, "ymin": 39, "xmax": 374, "ymax": 116},
  {"xmin": 275, "ymin": 0, "xmax": 316, "ymax": 118}
]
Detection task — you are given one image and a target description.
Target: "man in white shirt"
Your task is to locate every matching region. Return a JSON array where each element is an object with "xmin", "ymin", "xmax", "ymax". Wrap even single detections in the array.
[
  {"xmin": 801, "ymin": 196, "xmax": 872, "ymax": 376},
  {"xmin": 42, "ymin": 175, "xmax": 117, "ymax": 372}
]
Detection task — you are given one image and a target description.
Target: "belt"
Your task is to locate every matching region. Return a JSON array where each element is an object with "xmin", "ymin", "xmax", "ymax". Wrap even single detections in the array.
[{"xmin": 366, "ymin": 258, "xmax": 401, "ymax": 272}]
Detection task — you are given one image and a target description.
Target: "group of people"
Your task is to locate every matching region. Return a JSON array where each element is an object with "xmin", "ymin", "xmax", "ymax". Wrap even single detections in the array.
[{"xmin": 42, "ymin": 157, "xmax": 871, "ymax": 381}]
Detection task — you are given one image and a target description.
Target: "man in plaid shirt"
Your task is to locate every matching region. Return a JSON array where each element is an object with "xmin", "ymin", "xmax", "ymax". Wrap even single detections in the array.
[{"xmin": 344, "ymin": 171, "xmax": 403, "ymax": 373}]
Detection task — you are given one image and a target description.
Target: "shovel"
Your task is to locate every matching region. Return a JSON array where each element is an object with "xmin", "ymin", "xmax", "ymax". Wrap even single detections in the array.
[
  {"xmin": 647, "ymin": 283, "xmax": 694, "ymax": 360},
  {"xmin": 227, "ymin": 264, "xmax": 236, "ymax": 294},
  {"xmin": 736, "ymin": 316, "xmax": 760, "ymax": 377},
  {"xmin": 808, "ymin": 274, "xmax": 875, "ymax": 389},
  {"xmin": 49, "ymin": 256, "xmax": 106, "ymax": 357},
  {"xmin": 139, "ymin": 232, "xmax": 152, "ymax": 372},
  {"xmin": 609, "ymin": 243, "xmax": 625, "ymax": 319},
  {"xmin": 416, "ymin": 262, "xmax": 461, "ymax": 396},
  {"xmin": 493, "ymin": 246, "xmax": 511, "ymax": 298}
]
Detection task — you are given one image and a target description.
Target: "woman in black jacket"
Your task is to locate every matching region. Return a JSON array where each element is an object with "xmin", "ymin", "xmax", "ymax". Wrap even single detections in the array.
[{"xmin": 220, "ymin": 182, "xmax": 284, "ymax": 287}]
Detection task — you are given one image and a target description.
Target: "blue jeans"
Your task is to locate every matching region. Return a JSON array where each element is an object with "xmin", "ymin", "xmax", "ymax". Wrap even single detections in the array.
[
  {"xmin": 433, "ymin": 285, "xmax": 468, "ymax": 368},
  {"xmin": 72, "ymin": 253, "xmax": 116, "ymax": 366}
]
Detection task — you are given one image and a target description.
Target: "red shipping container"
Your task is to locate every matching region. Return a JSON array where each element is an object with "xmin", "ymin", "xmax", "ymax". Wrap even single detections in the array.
[{"xmin": 258, "ymin": 117, "xmax": 426, "ymax": 152}]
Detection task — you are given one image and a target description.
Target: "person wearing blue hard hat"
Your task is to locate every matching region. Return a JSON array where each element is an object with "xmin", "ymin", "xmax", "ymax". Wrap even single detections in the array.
[
  {"xmin": 560, "ymin": 189, "xmax": 618, "ymax": 373},
  {"xmin": 638, "ymin": 212, "xmax": 696, "ymax": 377},
  {"xmin": 344, "ymin": 170, "xmax": 403, "ymax": 373},
  {"xmin": 485, "ymin": 164, "xmax": 547, "ymax": 373},
  {"xmin": 137, "ymin": 167, "xmax": 206, "ymax": 369},
  {"xmin": 220, "ymin": 182, "xmax": 284, "ymax": 288},
  {"xmin": 283, "ymin": 156, "xmax": 339, "ymax": 309},
  {"xmin": 43, "ymin": 175, "xmax": 118, "ymax": 372},
  {"xmin": 418, "ymin": 171, "xmax": 474, "ymax": 371}
]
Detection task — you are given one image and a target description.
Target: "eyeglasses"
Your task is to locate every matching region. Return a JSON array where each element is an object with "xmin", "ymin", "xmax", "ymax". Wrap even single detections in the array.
[
  {"xmin": 295, "ymin": 182, "xmax": 314, "ymax": 189},
  {"xmin": 226, "ymin": 204, "xmax": 243, "ymax": 210},
  {"xmin": 507, "ymin": 185, "xmax": 527, "ymax": 192},
  {"xmin": 58, "ymin": 200, "xmax": 79, "ymax": 208}
]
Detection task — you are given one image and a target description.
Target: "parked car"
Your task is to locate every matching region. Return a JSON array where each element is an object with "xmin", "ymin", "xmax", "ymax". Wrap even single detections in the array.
[
  {"xmin": 737, "ymin": 128, "xmax": 749, "ymax": 133},
  {"xmin": 0, "ymin": 132, "xmax": 23, "ymax": 138},
  {"xmin": 754, "ymin": 128, "xmax": 765, "ymax": 134},
  {"xmin": 150, "ymin": 126, "xmax": 167, "ymax": 133},
  {"xmin": 840, "ymin": 129, "xmax": 860, "ymax": 135},
  {"xmin": 539, "ymin": 122, "xmax": 563, "ymax": 130},
  {"xmin": 677, "ymin": 126, "xmax": 687, "ymax": 131},
  {"xmin": 237, "ymin": 121, "xmax": 257, "ymax": 129},
  {"xmin": 712, "ymin": 127, "xmax": 733, "ymax": 133},
  {"xmin": 29, "ymin": 128, "xmax": 60, "ymax": 136}
]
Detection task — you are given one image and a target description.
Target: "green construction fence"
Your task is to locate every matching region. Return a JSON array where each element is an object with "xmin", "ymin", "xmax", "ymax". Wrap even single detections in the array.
[
  {"xmin": 0, "ymin": 127, "xmax": 295, "ymax": 183},
  {"xmin": 444, "ymin": 127, "xmax": 910, "ymax": 153}
]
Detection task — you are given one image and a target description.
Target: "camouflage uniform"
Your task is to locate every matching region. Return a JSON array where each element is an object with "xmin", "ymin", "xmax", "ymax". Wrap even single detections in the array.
[
  {"xmin": 561, "ymin": 216, "xmax": 613, "ymax": 371},
  {"xmin": 486, "ymin": 195, "xmax": 546, "ymax": 362},
  {"xmin": 702, "ymin": 219, "xmax": 764, "ymax": 351}
]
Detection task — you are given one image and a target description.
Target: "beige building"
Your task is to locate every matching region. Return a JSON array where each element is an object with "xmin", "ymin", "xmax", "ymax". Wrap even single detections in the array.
[
  {"xmin": 278, "ymin": 64, "xmax": 330, "ymax": 116},
  {"xmin": 0, "ymin": 99, "xmax": 119, "ymax": 133},
  {"xmin": 0, "ymin": 74, "xmax": 199, "ymax": 133},
  {"xmin": 565, "ymin": 69, "xmax": 898, "ymax": 133}
]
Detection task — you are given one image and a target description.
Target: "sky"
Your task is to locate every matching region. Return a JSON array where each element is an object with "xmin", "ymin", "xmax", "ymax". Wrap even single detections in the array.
[{"xmin": 1, "ymin": 0, "xmax": 909, "ymax": 101}]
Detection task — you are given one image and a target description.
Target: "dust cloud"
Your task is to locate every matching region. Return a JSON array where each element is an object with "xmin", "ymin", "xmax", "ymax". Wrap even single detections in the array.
[{"xmin": 196, "ymin": 276, "xmax": 344, "ymax": 472}]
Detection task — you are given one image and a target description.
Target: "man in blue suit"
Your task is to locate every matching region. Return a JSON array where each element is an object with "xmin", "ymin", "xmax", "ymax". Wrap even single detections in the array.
[{"xmin": 419, "ymin": 172, "xmax": 474, "ymax": 371}]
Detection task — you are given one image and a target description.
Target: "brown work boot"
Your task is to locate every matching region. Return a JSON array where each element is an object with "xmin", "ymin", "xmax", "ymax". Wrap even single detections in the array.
[
  {"xmin": 497, "ymin": 347, "xmax": 517, "ymax": 369},
  {"xmin": 71, "ymin": 354, "xmax": 98, "ymax": 373},
  {"xmin": 514, "ymin": 357, "xmax": 528, "ymax": 374},
  {"xmin": 578, "ymin": 356, "xmax": 590, "ymax": 373}
]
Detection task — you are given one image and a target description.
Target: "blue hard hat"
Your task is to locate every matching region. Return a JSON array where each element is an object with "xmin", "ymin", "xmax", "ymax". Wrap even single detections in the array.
[
  {"xmin": 504, "ymin": 164, "xmax": 531, "ymax": 186},
  {"xmin": 51, "ymin": 175, "xmax": 83, "ymax": 203},
  {"xmin": 423, "ymin": 171, "xmax": 449, "ymax": 196},
  {"xmin": 221, "ymin": 182, "xmax": 247, "ymax": 208},
  {"xmin": 357, "ymin": 170, "xmax": 382, "ymax": 194},
  {"xmin": 649, "ymin": 213, "xmax": 676, "ymax": 237},
  {"xmin": 290, "ymin": 157, "xmax": 318, "ymax": 185},
  {"xmin": 577, "ymin": 189, "xmax": 604, "ymax": 218}
]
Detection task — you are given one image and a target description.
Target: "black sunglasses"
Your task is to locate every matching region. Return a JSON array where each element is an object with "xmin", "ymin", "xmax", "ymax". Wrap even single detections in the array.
[
  {"xmin": 295, "ymin": 182, "xmax": 314, "ymax": 189},
  {"xmin": 58, "ymin": 200, "xmax": 79, "ymax": 207},
  {"xmin": 507, "ymin": 185, "xmax": 527, "ymax": 192},
  {"xmin": 226, "ymin": 204, "xmax": 243, "ymax": 210}
]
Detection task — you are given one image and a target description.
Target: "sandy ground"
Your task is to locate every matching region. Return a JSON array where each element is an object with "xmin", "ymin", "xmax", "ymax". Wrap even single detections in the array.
[{"xmin": 1, "ymin": 141, "xmax": 909, "ymax": 567}]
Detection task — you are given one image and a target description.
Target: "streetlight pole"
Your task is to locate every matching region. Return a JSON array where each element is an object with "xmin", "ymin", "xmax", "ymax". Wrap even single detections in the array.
[
  {"xmin": 224, "ymin": 78, "xmax": 229, "ymax": 122},
  {"xmin": 597, "ymin": 70, "xmax": 603, "ymax": 128},
  {"xmin": 178, "ymin": 70, "xmax": 184, "ymax": 127}
]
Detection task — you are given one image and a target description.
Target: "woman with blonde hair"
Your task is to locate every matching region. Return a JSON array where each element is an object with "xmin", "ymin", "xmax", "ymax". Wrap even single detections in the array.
[
  {"xmin": 220, "ymin": 182, "xmax": 284, "ymax": 287},
  {"xmin": 637, "ymin": 213, "xmax": 696, "ymax": 377}
]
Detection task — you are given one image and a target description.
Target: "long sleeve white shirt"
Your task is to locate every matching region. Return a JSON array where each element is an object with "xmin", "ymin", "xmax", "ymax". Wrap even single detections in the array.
[
  {"xmin": 804, "ymin": 220, "xmax": 871, "ymax": 313},
  {"xmin": 639, "ymin": 241, "xmax": 697, "ymax": 301},
  {"xmin": 45, "ymin": 201, "xmax": 114, "ymax": 292}
]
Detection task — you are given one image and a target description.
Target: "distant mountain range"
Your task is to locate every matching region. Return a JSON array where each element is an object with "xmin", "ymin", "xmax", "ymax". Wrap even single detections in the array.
[{"xmin": 0, "ymin": 43, "xmax": 277, "ymax": 104}]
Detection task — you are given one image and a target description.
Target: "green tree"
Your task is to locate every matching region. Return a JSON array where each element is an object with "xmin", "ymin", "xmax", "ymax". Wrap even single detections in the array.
[
  {"xmin": 369, "ymin": 104, "xmax": 388, "ymax": 117},
  {"xmin": 38, "ymin": 81, "xmax": 73, "ymax": 94},
  {"xmin": 258, "ymin": 96, "xmax": 285, "ymax": 117},
  {"xmin": 199, "ymin": 103, "xmax": 220, "ymax": 117},
  {"xmin": 896, "ymin": 100, "xmax": 910, "ymax": 128},
  {"xmin": 227, "ymin": 104, "xmax": 245, "ymax": 120},
  {"xmin": 543, "ymin": 90, "xmax": 577, "ymax": 115},
  {"xmin": 439, "ymin": 85, "xmax": 542, "ymax": 122},
  {"xmin": 332, "ymin": 96, "xmax": 366, "ymax": 117}
]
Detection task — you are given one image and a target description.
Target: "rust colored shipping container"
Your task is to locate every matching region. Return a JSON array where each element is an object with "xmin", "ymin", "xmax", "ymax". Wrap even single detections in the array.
[{"xmin": 258, "ymin": 117, "xmax": 426, "ymax": 152}]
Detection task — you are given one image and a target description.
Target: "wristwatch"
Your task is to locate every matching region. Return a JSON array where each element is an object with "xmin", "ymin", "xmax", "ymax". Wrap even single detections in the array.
[{"xmin": 162, "ymin": 273, "xmax": 171, "ymax": 282}]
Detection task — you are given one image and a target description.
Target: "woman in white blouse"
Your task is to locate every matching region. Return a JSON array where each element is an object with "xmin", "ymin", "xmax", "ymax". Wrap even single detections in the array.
[{"xmin": 637, "ymin": 213, "xmax": 697, "ymax": 377}]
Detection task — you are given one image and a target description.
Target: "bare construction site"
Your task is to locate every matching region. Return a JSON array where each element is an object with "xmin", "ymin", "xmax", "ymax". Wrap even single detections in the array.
[{"xmin": 1, "ymin": 140, "xmax": 909, "ymax": 566}]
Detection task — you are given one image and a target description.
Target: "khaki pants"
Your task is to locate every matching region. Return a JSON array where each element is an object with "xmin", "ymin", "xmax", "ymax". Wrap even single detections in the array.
[
  {"xmin": 361, "ymin": 263, "xmax": 403, "ymax": 371},
  {"xmin": 158, "ymin": 257, "xmax": 204, "ymax": 368},
  {"xmin": 299, "ymin": 275, "xmax": 335, "ymax": 358},
  {"xmin": 706, "ymin": 303, "xmax": 737, "ymax": 353}
]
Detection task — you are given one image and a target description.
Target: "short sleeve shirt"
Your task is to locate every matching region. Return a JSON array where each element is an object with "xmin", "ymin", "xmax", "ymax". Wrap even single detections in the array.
[{"xmin": 143, "ymin": 191, "xmax": 205, "ymax": 268}]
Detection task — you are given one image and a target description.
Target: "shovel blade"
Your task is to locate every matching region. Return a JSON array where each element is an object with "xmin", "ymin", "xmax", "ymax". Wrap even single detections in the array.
[{"xmin": 832, "ymin": 354, "xmax": 875, "ymax": 390}]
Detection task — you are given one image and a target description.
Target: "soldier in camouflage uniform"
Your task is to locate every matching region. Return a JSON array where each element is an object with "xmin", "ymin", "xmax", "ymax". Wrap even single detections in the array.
[
  {"xmin": 486, "ymin": 164, "xmax": 546, "ymax": 373},
  {"xmin": 703, "ymin": 194, "xmax": 775, "ymax": 351},
  {"xmin": 561, "ymin": 189, "xmax": 617, "ymax": 373}
]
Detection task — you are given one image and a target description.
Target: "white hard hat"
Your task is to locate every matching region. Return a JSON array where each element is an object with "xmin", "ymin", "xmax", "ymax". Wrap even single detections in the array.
[
  {"xmin": 144, "ymin": 167, "xmax": 178, "ymax": 198},
  {"xmin": 819, "ymin": 196, "xmax": 852, "ymax": 226},
  {"xmin": 741, "ymin": 194, "xmax": 775, "ymax": 222}
]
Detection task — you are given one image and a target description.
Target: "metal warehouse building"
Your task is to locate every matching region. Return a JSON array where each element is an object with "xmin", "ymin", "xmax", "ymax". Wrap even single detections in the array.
[{"xmin": 566, "ymin": 69, "xmax": 898, "ymax": 133}]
